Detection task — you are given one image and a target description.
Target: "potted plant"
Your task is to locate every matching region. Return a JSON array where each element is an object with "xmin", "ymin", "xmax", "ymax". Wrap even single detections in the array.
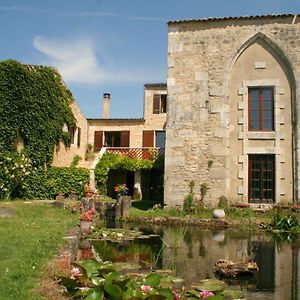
[
  {"xmin": 114, "ymin": 183, "xmax": 129, "ymax": 199},
  {"xmin": 80, "ymin": 208, "xmax": 96, "ymax": 234},
  {"xmin": 291, "ymin": 202, "xmax": 300, "ymax": 212}
]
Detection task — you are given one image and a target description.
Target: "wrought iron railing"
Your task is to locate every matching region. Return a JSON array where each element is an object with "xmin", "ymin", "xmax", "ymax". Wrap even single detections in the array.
[{"xmin": 105, "ymin": 147, "xmax": 165, "ymax": 160}]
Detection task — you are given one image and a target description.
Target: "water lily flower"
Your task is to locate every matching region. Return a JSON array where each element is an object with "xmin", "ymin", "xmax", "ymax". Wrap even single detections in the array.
[
  {"xmin": 70, "ymin": 267, "xmax": 82, "ymax": 279},
  {"xmin": 200, "ymin": 291, "xmax": 214, "ymax": 299},
  {"xmin": 116, "ymin": 233, "xmax": 123, "ymax": 238},
  {"xmin": 141, "ymin": 285, "xmax": 152, "ymax": 294},
  {"xmin": 174, "ymin": 292, "xmax": 180, "ymax": 300}
]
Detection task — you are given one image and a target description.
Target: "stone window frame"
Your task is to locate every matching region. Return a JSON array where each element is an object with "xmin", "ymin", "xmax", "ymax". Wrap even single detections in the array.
[{"xmin": 237, "ymin": 79, "xmax": 284, "ymax": 204}]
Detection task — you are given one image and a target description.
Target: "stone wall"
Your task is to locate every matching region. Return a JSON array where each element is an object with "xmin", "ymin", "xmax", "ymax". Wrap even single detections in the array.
[
  {"xmin": 165, "ymin": 15, "xmax": 300, "ymax": 207},
  {"xmin": 52, "ymin": 101, "xmax": 88, "ymax": 167}
]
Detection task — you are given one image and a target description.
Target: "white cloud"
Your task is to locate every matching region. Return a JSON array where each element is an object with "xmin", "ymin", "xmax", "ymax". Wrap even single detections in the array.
[{"xmin": 33, "ymin": 36, "xmax": 162, "ymax": 85}]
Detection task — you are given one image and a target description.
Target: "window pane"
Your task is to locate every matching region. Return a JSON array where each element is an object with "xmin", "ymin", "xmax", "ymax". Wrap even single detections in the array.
[
  {"xmin": 251, "ymin": 101, "xmax": 259, "ymax": 110},
  {"xmin": 250, "ymin": 119, "xmax": 260, "ymax": 130},
  {"xmin": 264, "ymin": 111, "xmax": 272, "ymax": 120},
  {"xmin": 263, "ymin": 101, "xmax": 272, "ymax": 110},
  {"xmin": 251, "ymin": 111, "xmax": 260, "ymax": 120},
  {"xmin": 250, "ymin": 90, "xmax": 259, "ymax": 101},
  {"xmin": 263, "ymin": 119, "xmax": 273, "ymax": 130},
  {"xmin": 263, "ymin": 89, "xmax": 272, "ymax": 100},
  {"xmin": 156, "ymin": 131, "xmax": 166, "ymax": 148}
]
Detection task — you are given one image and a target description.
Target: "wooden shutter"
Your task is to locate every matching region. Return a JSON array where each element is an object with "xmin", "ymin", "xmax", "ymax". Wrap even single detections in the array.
[
  {"xmin": 120, "ymin": 131, "xmax": 130, "ymax": 147},
  {"xmin": 143, "ymin": 130, "xmax": 154, "ymax": 147},
  {"xmin": 77, "ymin": 127, "xmax": 81, "ymax": 147},
  {"xmin": 153, "ymin": 94, "xmax": 160, "ymax": 114},
  {"xmin": 94, "ymin": 131, "xmax": 103, "ymax": 152}
]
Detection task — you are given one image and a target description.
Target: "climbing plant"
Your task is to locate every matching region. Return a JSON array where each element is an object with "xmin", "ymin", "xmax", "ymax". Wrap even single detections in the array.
[
  {"xmin": 94, "ymin": 153, "xmax": 163, "ymax": 195},
  {"xmin": 0, "ymin": 59, "xmax": 76, "ymax": 168}
]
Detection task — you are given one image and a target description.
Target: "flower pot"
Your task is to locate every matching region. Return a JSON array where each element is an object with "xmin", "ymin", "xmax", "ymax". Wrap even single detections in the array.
[{"xmin": 80, "ymin": 220, "xmax": 93, "ymax": 234}]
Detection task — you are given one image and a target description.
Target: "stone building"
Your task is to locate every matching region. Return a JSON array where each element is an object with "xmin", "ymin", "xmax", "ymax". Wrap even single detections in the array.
[
  {"xmin": 164, "ymin": 14, "xmax": 300, "ymax": 207},
  {"xmin": 53, "ymin": 83, "xmax": 167, "ymax": 199}
]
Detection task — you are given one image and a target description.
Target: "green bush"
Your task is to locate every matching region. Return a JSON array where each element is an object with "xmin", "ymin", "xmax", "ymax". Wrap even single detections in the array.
[
  {"xmin": 46, "ymin": 167, "xmax": 90, "ymax": 199},
  {"xmin": 18, "ymin": 167, "xmax": 48, "ymax": 199},
  {"xmin": 183, "ymin": 180, "xmax": 195, "ymax": 213}
]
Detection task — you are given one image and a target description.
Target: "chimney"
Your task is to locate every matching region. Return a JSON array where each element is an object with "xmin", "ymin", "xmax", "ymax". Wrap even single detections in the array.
[{"xmin": 102, "ymin": 93, "xmax": 110, "ymax": 119}]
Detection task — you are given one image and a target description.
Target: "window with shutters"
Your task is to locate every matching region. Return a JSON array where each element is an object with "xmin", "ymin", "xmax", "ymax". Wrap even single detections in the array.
[
  {"xmin": 248, "ymin": 154, "xmax": 275, "ymax": 203},
  {"xmin": 153, "ymin": 94, "xmax": 167, "ymax": 114},
  {"xmin": 248, "ymin": 87, "xmax": 274, "ymax": 131},
  {"xmin": 104, "ymin": 131, "xmax": 130, "ymax": 147}
]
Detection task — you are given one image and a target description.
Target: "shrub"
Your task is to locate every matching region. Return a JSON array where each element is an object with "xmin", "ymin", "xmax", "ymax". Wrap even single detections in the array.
[
  {"xmin": 183, "ymin": 180, "xmax": 195, "ymax": 213},
  {"xmin": 218, "ymin": 196, "xmax": 228, "ymax": 209},
  {"xmin": 46, "ymin": 167, "xmax": 90, "ymax": 199},
  {"xmin": 0, "ymin": 151, "xmax": 33, "ymax": 199}
]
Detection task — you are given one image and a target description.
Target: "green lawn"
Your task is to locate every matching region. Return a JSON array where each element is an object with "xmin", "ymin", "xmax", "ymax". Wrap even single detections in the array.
[{"xmin": 0, "ymin": 201, "xmax": 78, "ymax": 300}]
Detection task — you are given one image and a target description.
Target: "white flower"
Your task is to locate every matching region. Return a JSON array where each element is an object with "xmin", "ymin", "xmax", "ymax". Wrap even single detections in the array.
[{"xmin": 116, "ymin": 233, "xmax": 123, "ymax": 238}]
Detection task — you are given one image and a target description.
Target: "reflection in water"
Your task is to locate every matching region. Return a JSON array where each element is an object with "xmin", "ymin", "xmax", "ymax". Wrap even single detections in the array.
[{"xmin": 90, "ymin": 225, "xmax": 300, "ymax": 300}]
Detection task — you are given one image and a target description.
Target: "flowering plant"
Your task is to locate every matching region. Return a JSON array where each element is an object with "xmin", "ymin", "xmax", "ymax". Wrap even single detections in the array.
[
  {"xmin": 114, "ymin": 183, "xmax": 129, "ymax": 197},
  {"xmin": 291, "ymin": 202, "xmax": 300, "ymax": 210},
  {"xmin": 0, "ymin": 152, "xmax": 33, "ymax": 200},
  {"xmin": 80, "ymin": 208, "xmax": 96, "ymax": 221}
]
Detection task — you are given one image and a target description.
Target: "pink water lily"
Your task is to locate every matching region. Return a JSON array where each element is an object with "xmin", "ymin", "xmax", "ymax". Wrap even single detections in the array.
[
  {"xmin": 200, "ymin": 291, "xmax": 214, "ymax": 299},
  {"xmin": 174, "ymin": 292, "xmax": 180, "ymax": 300},
  {"xmin": 141, "ymin": 285, "xmax": 152, "ymax": 294},
  {"xmin": 70, "ymin": 267, "xmax": 82, "ymax": 280}
]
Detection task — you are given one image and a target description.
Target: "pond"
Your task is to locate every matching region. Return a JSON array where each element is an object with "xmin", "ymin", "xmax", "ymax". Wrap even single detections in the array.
[{"xmin": 78, "ymin": 224, "xmax": 300, "ymax": 300}]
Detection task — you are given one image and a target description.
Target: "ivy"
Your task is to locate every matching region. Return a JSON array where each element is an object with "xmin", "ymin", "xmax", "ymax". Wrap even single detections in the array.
[
  {"xmin": 95, "ymin": 153, "xmax": 159, "ymax": 194},
  {"xmin": 0, "ymin": 60, "xmax": 76, "ymax": 167}
]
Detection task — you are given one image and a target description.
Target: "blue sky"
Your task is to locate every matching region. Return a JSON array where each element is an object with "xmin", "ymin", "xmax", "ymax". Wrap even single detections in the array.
[{"xmin": 0, "ymin": 0, "xmax": 299, "ymax": 118}]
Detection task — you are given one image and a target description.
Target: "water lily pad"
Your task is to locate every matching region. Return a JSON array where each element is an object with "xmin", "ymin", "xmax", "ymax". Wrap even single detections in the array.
[
  {"xmin": 223, "ymin": 289, "xmax": 245, "ymax": 299},
  {"xmin": 194, "ymin": 279, "xmax": 225, "ymax": 292}
]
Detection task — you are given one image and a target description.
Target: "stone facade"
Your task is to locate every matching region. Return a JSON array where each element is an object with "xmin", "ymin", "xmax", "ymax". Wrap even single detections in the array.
[
  {"xmin": 52, "ymin": 101, "xmax": 89, "ymax": 167},
  {"xmin": 87, "ymin": 84, "xmax": 167, "ymax": 151},
  {"xmin": 165, "ymin": 14, "xmax": 300, "ymax": 207},
  {"xmin": 53, "ymin": 84, "xmax": 167, "ymax": 168}
]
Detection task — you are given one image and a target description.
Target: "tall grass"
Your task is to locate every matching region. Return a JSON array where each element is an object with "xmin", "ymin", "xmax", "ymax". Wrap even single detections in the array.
[{"xmin": 0, "ymin": 201, "xmax": 77, "ymax": 299}]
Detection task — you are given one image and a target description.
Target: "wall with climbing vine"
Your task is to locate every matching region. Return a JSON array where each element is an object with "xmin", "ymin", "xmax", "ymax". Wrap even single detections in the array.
[
  {"xmin": 0, "ymin": 59, "xmax": 76, "ymax": 167},
  {"xmin": 0, "ymin": 60, "xmax": 91, "ymax": 200}
]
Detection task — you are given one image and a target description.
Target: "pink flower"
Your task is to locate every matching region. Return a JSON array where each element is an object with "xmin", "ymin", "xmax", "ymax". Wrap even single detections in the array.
[
  {"xmin": 141, "ymin": 285, "xmax": 152, "ymax": 294},
  {"xmin": 200, "ymin": 291, "xmax": 214, "ymax": 299},
  {"xmin": 174, "ymin": 292, "xmax": 180, "ymax": 300},
  {"xmin": 70, "ymin": 267, "xmax": 82, "ymax": 280}
]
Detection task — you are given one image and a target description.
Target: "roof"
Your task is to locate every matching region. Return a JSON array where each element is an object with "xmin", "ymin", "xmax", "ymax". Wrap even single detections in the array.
[
  {"xmin": 87, "ymin": 118, "xmax": 145, "ymax": 122},
  {"xmin": 144, "ymin": 83, "xmax": 167, "ymax": 88},
  {"xmin": 168, "ymin": 13, "xmax": 298, "ymax": 25}
]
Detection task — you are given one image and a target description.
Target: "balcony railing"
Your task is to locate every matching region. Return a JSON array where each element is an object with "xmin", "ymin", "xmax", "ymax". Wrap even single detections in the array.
[{"xmin": 105, "ymin": 147, "xmax": 165, "ymax": 160}]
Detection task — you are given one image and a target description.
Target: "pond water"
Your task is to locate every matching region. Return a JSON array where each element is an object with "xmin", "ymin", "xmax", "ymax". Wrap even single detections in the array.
[{"xmin": 79, "ymin": 224, "xmax": 300, "ymax": 300}]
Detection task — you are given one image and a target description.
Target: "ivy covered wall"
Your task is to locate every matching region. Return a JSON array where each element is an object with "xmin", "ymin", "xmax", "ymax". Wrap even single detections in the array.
[{"xmin": 0, "ymin": 59, "xmax": 76, "ymax": 167}]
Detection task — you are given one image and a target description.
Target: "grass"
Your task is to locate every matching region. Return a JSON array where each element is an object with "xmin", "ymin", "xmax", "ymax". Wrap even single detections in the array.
[
  {"xmin": 130, "ymin": 200, "xmax": 277, "ymax": 225},
  {"xmin": 0, "ymin": 201, "xmax": 78, "ymax": 300}
]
